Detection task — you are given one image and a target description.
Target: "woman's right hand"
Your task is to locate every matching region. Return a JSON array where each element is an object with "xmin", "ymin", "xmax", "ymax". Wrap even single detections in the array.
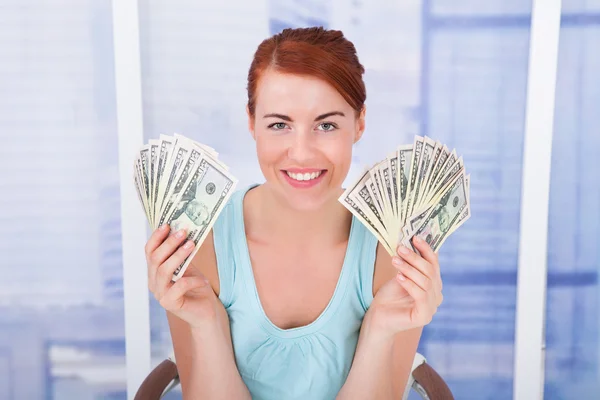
[{"xmin": 145, "ymin": 224, "xmax": 219, "ymax": 329}]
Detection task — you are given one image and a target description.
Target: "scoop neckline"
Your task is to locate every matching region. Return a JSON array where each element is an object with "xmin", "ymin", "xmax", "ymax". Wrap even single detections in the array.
[{"xmin": 234, "ymin": 184, "xmax": 357, "ymax": 339}]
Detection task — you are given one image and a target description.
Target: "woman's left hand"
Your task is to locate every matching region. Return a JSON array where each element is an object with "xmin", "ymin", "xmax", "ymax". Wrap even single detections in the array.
[{"xmin": 369, "ymin": 236, "xmax": 443, "ymax": 338}]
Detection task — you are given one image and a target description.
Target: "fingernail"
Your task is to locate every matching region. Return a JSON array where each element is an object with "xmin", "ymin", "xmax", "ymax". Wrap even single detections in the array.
[
  {"xmin": 396, "ymin": 272, "xmax": 406, "ymax": 281},
  {"xmin": 398, "ymin": 245, "xmax": 410, "ymax": 255},
  {"xmin": 183, "ymin": 240, "xmax": 194, "ymax": 249},
  {"xmin": 413, "ymin": 236, "xmax": 422, "ymax": 243},
  {"xmin": 176, "ymin": 229, "xmax": 186, "ymax": 239},
  {"xmin": 392, "ymin": 257, "xmax": 403, "ymax": 267},
  {"xmin": 160, "ymin": 224, "xmax": 169, "ymax": 231}
]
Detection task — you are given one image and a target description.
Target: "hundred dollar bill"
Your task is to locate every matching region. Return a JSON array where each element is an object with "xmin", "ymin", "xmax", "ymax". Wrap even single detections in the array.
[
  {"xmin": 396, "ymin": 145, "xmax": 413, "ymax": 225},
  {"xmin": 448, "ymin": 174, "xmax": 471, "ymax": 235},
  {"xmin": 401, "ymin": 170, "xmax": 468, "ymax": 253},
  {"xmin": 407, "ymin": 166, "xmax": 465, "ymax": 235},
  {"xmin": 149, "ymin": 140, "xmax": 159, "ymax": 225},
  {"xmin": 139, "ymin": 145, "xmax": 151, "ymax": 218},
  {"xmin": 409, "ymin": 136, "xmax": 435, "ymax": 217},
  {"xmin": 388, "ymin": 153, "xmax": 399, "ymax": 217},
  {"xmin": 341, "ymin": 168, "xmax": 388, "ymax": 234},
  {"xmin": 358, "ymin": 183, "xmax": 387, "ymax": 231},
  {"xmin": 422, "ymin": 145, "xmax": 449, "ymax": 203},
  {"xmin": 164, "ymin": 157, "xmax": 237, "ymax": 280},
  {"xmin": 153, "ymin": 135, "xmax": 175, "ymax": 227},
  {"xmin": 371, "ymin": 162, "xmax": 394, "ymax": 227},
  {"xmin": 424, "ymin": 156, "xmax": 463, "ymax": 206},
  {"xmin": 133, "ymin": 163, "xmax": 150, "ymax": 222},
  {"xmin": 403, "ymin": 136, "xmax": 423, "ymax": 225},
  {"xmin": 425, "ymin": 150, "xmax": 457, "ymax": 203},
  {"xmin": 339, "ymin": 189, "xmax": 395, "ymax": 255}
]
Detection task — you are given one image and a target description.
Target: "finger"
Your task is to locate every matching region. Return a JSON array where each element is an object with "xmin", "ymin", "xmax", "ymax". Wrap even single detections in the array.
[
  {"xmin": 397, "ymin": 273, "xmax": 428, "ymax": 304},
  {"xmin": 151, "ymin": 228, "xmax": 190, "ymax": 268},
  {"xmin": 411, "ymin": 236, "xmax": 443, "ymax": 291},
  {"xmin": 398, "ymin": 277, "xmax": 435, "ymax": 325},
  {"xmin": 411, "ymin": 236, "xmax": 438, "ymax": 266},
  {"xmin": 145, "ymin": 224, "xmax": 171, "ymax": 258},
  {"xmin": 396, "ymin": 244, "xmax": 434, "ymax": 280},
  {"xmin": 392, "ymin": 257, "xmax": 430, "ymax": 292},
  {"xmin": 146, "ymin": 225, "xmax": 171, "ymax": 289},
  {"xmin": 155, "ymin": 240, "xmax": 196, "ymax": 300},
  {"xmin": 160, "ymin": 276, "xmax": 210, "ymax": 311}
]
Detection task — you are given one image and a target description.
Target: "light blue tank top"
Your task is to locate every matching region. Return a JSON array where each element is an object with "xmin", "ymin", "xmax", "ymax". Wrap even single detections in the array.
[{"xmin": 212, "ymin": 184, "xmax": 379, "ymax": 400}]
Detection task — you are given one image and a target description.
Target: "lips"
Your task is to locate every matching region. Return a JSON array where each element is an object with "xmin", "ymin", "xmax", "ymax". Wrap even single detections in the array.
[{"xmin": 281, "ymin": 169, "xmax": 327, "ymax": 188}]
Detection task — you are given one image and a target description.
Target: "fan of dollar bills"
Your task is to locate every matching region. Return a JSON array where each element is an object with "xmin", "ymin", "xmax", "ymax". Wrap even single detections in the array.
[
  {"xmin": 339, "ymin": 135, "xmax": 471, "ymax": 257},
  {"xmin": 133, "ymin": 133, "xmax": 238, "ymax": 281}
]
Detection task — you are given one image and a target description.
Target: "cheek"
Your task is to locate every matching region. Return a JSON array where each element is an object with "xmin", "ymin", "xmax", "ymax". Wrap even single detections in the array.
[
  {"xmin": 255, "ymin": 134, "xmax": 283, "ymax": 169},
  {"xmin": 323, "ymin": 137, "xmax": 353, "ymax": 175}
]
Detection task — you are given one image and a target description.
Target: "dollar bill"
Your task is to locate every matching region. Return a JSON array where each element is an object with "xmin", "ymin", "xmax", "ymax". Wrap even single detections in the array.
[
  {"xmin": 339, "ymin": 191, "xmax": 395, "ymax": 256},
  {"xmin": 402, "ymin": 136, "xmax": 423, "ymax": 226},
  {"xmin": 409, "ymin": 136, "xmax": 435, "ymax": 216},
  {"xmin": 155, "ymin": 143, "xmax": 192, "ymax": 223},
  {"xmin": 149, "ymin": 140, "xmax": 159, "ymax": 225},
  {"xmin": 422, "ymin": 145, "xmax": 449, "ymax": 203},
  {"xmin": 388, "ymin": 153, "xmax": 399, "ymax": 217},
  {"xmin": 397, "ymin": 145, "xmax": 413, "ymax": 225},
  {"xmin": 370, "ymin": 162, "xmax": 394, "ymax": 227},
  {"xmin": 133, "ymin": 162, "xmax": 150, "ymax": 222},
  {"xmin": 407, "ymin": 166, "xmax": 464, "ymax": 234},
  {"xmin": 163, "ymin": 157, "xmax": 237, "ymax": 280},
  {"xmin": 139, "ymin": 145, "xmax": 151, "ymax": 218},
  {"xmin": 153, "ymin": 135, "xmax": 175, "ymax": 227},
  {"xmin": 424, "ymin": 156, "xmax": 463, "ymax": 206},
  {"xmin": 426, "ymin": 150, "xmax": 457, "ymax": 202},
  {"xmin": 402, "ymin": 170, "xmax": 469, "ymax": 253},
  {"xmin": 157, "ymin": 146, "xmax": 205, "ymax": 228}
]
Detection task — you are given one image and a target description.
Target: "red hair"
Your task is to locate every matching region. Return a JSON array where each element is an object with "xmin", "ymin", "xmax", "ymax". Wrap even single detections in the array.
[{"xmin": 247, "ymin": 27, "xmax": 366, "ymax": 117}]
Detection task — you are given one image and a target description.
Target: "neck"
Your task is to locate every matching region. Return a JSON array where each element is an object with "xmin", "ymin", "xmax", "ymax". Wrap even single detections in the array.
[{"xmin": 245, "ymin": 183, "xmax": 352, "ymax": 246}]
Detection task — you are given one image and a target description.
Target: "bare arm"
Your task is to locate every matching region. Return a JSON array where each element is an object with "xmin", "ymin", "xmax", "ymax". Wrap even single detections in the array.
[
  {"xmin": 336, "ymin": 244, "xmax": 424, "ymax": 399},
  {"xmin": 167, "ymin": 303, "xmax": 251, "ymax": 399},
  {"xmin": 146, "ymin": 227, "xmax": 251, "ymax": 399}
]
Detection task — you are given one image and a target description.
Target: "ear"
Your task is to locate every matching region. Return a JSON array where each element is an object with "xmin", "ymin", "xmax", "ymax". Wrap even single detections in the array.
[
  {"xmin": 354, "ymin": 105, "xmax": 366, "ymax": 144},
  {"xmin": 246, "ymin": 105, "xmax": 256, "ymax": 140}
]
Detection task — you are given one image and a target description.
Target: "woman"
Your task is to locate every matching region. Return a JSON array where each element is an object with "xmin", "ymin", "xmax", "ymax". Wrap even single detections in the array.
[{"xmin": 145, "ymin": 27, "xmax": 443, "ymax": 400}]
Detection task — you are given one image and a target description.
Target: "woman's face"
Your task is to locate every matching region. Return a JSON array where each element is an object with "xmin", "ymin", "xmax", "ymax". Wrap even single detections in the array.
[{"xmin": 249, "ymin": 70, "xmax": 365, "ymax": 211}]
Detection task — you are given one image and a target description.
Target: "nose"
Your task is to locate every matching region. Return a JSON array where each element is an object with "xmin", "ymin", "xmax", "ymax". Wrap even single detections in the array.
[{"xmin": 287, "ymin": 130, "xmax": 316, "ymax": 162}]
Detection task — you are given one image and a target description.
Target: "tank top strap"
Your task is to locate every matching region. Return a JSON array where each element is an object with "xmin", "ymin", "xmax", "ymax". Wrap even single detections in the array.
[
  {"xmin": 350, "ymin": 213, "xmax": 380, "ymax": 312},
  {"xmin": 212, "ymin": 184, "xmax": 258, "ymax": 308}
]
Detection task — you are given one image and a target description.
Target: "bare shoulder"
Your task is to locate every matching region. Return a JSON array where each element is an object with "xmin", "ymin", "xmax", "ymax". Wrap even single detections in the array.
[
  {"xmin": 188, "ymin": 230, "xmax": 221, "ymax": 296},
  {"xmin": 372, "ymin": 242, "xmax": 395, "ymax": 296}
]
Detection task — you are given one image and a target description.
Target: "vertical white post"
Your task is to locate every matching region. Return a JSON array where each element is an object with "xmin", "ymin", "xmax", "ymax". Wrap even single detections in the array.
[
  {"xmin": 513, "ymin": 0, "xmax": 562, "ymax": 399},
  {"xmin": 111, "ymin": 0, "xmax": 151, "ymax": 398}
]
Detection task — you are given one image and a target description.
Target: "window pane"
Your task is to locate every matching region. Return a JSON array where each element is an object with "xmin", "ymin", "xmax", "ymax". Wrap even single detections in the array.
[
  {"xmin": 0, "ymin": 1, "xmax": 125, "ymax": 399},
  {"xmin": 415, "ymin": 13, "xmax": 530, "ymax": 400},
  {"xmin": 544, "ymin": 16, "xmax": 600, "ymax": 400},
  {"xmin": 432, "ymin": 0, "xmax": 532, "ymax": 16}
]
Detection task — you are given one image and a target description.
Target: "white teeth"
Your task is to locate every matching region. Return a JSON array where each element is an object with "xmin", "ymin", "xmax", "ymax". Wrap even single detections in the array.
[{"xmin": 286, "ymin": 170, "xmax": 322, "ymax": 181}]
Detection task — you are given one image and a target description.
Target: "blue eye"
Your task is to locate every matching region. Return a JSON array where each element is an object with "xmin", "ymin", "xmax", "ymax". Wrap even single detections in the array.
[
  {"xmin": 268, "ymin": 122, "xmax": 288, "ymax": 130},
  {"xmin": 317, "ymin": 122, "xmax": 337, "ymax": 132}
]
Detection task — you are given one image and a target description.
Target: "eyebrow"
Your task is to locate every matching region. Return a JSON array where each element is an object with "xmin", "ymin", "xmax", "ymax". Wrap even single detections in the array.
[{"xmin": 262, "ymin": 111, "xmax": 345, "ymax": 122}]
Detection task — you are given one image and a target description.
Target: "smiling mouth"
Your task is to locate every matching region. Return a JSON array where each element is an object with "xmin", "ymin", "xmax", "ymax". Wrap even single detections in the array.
[{"xmin": 283, "ymin": 170, "xmax": 326, "ymax": 182}]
